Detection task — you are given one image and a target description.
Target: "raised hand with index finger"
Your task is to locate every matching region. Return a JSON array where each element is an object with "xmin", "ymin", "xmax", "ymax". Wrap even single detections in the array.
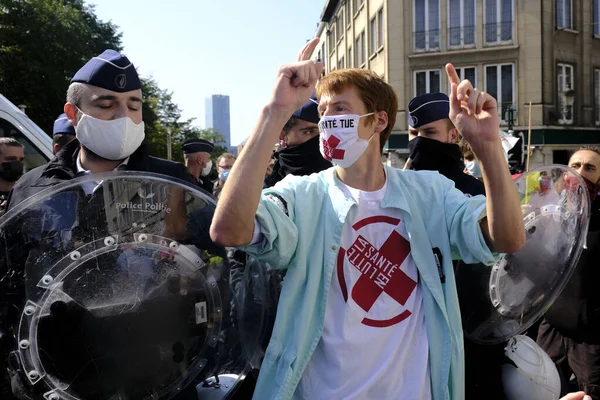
[
  {"xmin": 268, "ymin": 38, "xmax": 324, "ymax": 116},
  {"xmin": 445, "ymin": 63, "xmax": 500, "ymax": 148}
]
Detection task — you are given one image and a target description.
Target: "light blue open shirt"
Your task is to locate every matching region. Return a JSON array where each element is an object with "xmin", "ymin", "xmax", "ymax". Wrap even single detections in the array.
[{"xmin": 243, "ymin": 165, "xmax": 499, "ymax": 400}]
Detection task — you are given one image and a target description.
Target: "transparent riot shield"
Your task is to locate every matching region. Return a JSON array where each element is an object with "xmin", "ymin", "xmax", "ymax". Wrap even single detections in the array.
[
  {"xmin": 236, "ymin": 258, "xmax": 283, "ymax": 371},
  {"xmin": 456, "ymin": 165, "xmax": 590, "ymax": 344},
  {"xmin": 0, "ymin": 172, "xmax": 268, "ymax": 400}
]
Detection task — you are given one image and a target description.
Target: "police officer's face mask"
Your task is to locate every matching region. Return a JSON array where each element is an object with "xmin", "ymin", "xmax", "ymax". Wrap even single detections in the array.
[
  {"xmin": 0, "ymin": 160, "xmax": 24, "ymax": 182},
  {"xmin": 201, "ymin": 160, "xmax": 213, "ymax": 177},
  {"xmin": 75, "ymin": 108, "xmax": 145, "ymax": 161}
]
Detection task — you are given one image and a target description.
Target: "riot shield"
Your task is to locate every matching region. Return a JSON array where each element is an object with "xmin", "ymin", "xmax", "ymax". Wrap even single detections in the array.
[
  {"xmin": 236, "ymin": 258, "xmax": 283, "ymax": 371},
  {"xmin": 0, "ymin": 172, "xmax": 268, "ymax": 400},
  {"xmin": 456, "ymin": 165, "xmax": 590, "ymax": 344}
]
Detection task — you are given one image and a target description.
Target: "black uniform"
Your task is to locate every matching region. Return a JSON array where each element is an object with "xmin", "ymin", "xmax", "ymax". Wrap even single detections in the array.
[
  {"xmin": 408, "ymin": 137, "xmax": 508, "ymax": 399},
  {"xmin": 6, "ymin": 140, "xmax": 194, "ymax": 211}
]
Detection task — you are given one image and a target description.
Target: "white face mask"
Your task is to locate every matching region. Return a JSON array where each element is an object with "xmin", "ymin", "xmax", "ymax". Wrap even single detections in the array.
[
  {"xmin": 318, "ymin": 113, "xmax": 375, "ymax": 168},
  {"xmin": 75, "ymin": 111, "xmax": 145, "ymax": 161},
  {"xmin": 465, "ymin": 160, "xmax": 482, "ymax": 178},
  {"xmin": 201, "ymin": 159, "xmax": 213, "ymax": 176}
]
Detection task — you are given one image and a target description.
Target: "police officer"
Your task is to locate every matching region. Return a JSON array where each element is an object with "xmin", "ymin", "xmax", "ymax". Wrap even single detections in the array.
[
  {"xmin": 406, "ymin": 92, "xmax": 503, "ymax": 399},
  {"xmin": 0, "ymin": 138, "xmax": 24, "ymax": 216},
  {"xmin": 52, "ymin": 113, "xmax": 76, "ymax": 154},
  {"xmin": 6, "ymin": 49, "xmax": 194, "ymax": 211},
  {"xmin": 264, "ymin": 94, "xmax": 331, "ymax": 188},
  {"xmin": 0, "ymin": 50, "xmax": 195, "ymax": 396},
  {"xmin": 181, "ymin": 138, "xmax": 216, "ymax": 193},
  {"xmin": 406, "ymin": 92, "xmax": 485, "ymax": 196}
]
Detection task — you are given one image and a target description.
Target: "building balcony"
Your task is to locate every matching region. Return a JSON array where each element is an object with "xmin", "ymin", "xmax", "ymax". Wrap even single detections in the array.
[
  {"xmin": 448, "ymin": 26, "xmax": 476, "ymax": 49},
  {"xmin": 484, "ymin": 22, "xmax": 514, "ymax": 46},
  {"xmin": 413, "ymin": 30, "xmax": 440, "ymax": 53}
]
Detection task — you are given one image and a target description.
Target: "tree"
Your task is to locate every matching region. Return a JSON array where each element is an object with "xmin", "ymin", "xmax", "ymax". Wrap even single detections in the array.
[
  {"xmin": 0, "ymin": 0, "xmax": 122, "ymax": 134},
  {"xmin": 141, "ymin": 78, "xmax": 226, "ymax": 162},
  {"xmin": 0, "ymin": 0, "xmax": 211, "ymax": 164}
]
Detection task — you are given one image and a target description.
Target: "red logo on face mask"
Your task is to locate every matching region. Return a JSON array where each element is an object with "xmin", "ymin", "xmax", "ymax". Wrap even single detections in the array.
[{"xmin": 321, "ymin": 135, "xmax": 345, "ymax": 161}]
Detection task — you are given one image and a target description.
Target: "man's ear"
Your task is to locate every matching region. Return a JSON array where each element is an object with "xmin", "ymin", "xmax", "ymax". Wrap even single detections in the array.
[
  {"xmin": 374, "ymin": 111, "xmax": 388, "ymax": 134},
  {"xmin": 64, "ymin": 103, "xmax": 79, "ymax": 127},
  {"xmin": 449, "ymin": 127, "xmax": 459, "ymax": 143},
  {"xmin": 53, "ymin": 144, "xmax": 59, "ymax": 154}
]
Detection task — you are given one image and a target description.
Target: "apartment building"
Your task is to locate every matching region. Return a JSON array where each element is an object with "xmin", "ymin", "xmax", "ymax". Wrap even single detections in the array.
[{"xmin": 311, "ymin": 0, "xmax": 600, "ymax": 167}]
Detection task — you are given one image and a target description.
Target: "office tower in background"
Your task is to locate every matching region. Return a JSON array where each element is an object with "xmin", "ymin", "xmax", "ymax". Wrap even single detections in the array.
[{"xmin": 205, "ymin": 94, "xmax": 231, "ymax": 151}]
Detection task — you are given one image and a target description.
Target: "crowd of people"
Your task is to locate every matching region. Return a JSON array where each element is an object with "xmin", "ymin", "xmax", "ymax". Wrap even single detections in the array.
[{"xmin": 0, "ymin": 38, "xmax": 597, "ymax": 400}]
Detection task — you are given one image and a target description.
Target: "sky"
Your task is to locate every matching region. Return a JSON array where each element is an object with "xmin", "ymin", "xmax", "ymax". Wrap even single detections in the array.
[{"xmin": 90, "ymin": 0, "xmax": 325, "ymax": 147}]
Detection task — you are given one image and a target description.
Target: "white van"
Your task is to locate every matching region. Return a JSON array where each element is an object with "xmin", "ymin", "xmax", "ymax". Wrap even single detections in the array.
[{"xmin": 0, "ymin": 95, "xmax": 53, "ymax": 172}]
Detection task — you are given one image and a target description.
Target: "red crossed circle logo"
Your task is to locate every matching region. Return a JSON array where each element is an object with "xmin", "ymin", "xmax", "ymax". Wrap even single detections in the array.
[
  {"xmin": 321, "ymin": 135, "xmax": 345, "ymax": 161},
  {"xmin": 337, "ymin": 216, "xmax": 416, "ymax": 328}
]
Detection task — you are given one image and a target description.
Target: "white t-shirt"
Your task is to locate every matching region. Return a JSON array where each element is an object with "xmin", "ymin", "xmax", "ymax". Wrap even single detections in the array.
[{"xmin": 296, "ymin": 179, "xmax": 431, "ymax": 400}]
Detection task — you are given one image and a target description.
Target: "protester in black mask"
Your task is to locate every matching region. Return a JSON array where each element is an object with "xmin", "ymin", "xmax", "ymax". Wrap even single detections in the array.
[
  {"xmin": 0, "ymin": 138, "xmax": 24, "ymax": 215},
  {"xmin": 264, "ymin": 94, "xmax": 331, "ymax": 188},
  {"xmin": 406, "ymin": 92, "xmax": 485, "ymax": 197},
  {"xmin": 537, "ymin": 146, "xmax": 600, "ymax": 399}
]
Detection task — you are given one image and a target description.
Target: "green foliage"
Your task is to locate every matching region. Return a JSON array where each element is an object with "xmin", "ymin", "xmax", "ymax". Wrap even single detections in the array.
[
  {"xmin": 0, "ymin": 0, "xmax": 122, "ymax": 134},
  {"xmin": 0, "ymin": 0, "xmax": 215, "ymax": 163},
  {"xmin": 141, "ymin": 77, "xmax": 226, "ymax": 162}
]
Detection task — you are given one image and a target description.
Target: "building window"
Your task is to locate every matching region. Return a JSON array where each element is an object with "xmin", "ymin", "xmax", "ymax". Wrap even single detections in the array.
[
  {"xmin": 485, "ymin": 63, "xmax": 515, "ymax": 124},
  {"xmin": 595, "ymin": 69, "xmax": 600, "ymax": 125},
  {"xmin": 370, "ymin": 9, "xmax": 384, "ymax": 56},
  {"xmin": 338, "ymin": 56, "xmax": 345, "ymax": 70},
  {"xmin": 557, "ymin": 63, "xmax": 574, "ymax": 124},
  {"xmin": 414, "ymin": 0, "xmax": 440, "ymax": 52},
  {"xmin": 355, "ymin": 30, "xmax": 366, "ymax": 67},
  {"xmin": 346, "ymin": 2, "xmax": 352, "ymax": 26},
  {"xmin": 347, "ymin": 46, "xmax": 353, "ymax": 68},
  {"xmin": 330, "ymin": 24, "xmax": 337, "ymax": 52},
  {"xmin": 594, "ymin": 0, "xmax": 599, "ymax": 37},
  {"xmin": 414, "ymin": 69, "xmax": 441, "ymax": 96},
  {"xmin": 370, "ymin": 17, "xmax": 377, "ymax": 56},
  {"xmin": 336, "ymin": 9, "xmax": 344, "ymax": 41},
  {"xmin": 449, "ymin": 67, "xmax": 477, "ymax": 92},
  {"xmin": 556, "ymin": 0, "xmax": 572, "ymax": 29},
  {"xmin": 377, "ymin": 8, "xmax": 384, "ymax": 49},
  {"xmin": 353, "ymin": 0, "xmax": 364, "ymax": 15},
  {"xmin": 448, "ymin": 0, "xmax": 476, "ymax": 48},
  {"xmin": 484, "ymin": 0, "xmax": 513, "ymax": 44}
]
